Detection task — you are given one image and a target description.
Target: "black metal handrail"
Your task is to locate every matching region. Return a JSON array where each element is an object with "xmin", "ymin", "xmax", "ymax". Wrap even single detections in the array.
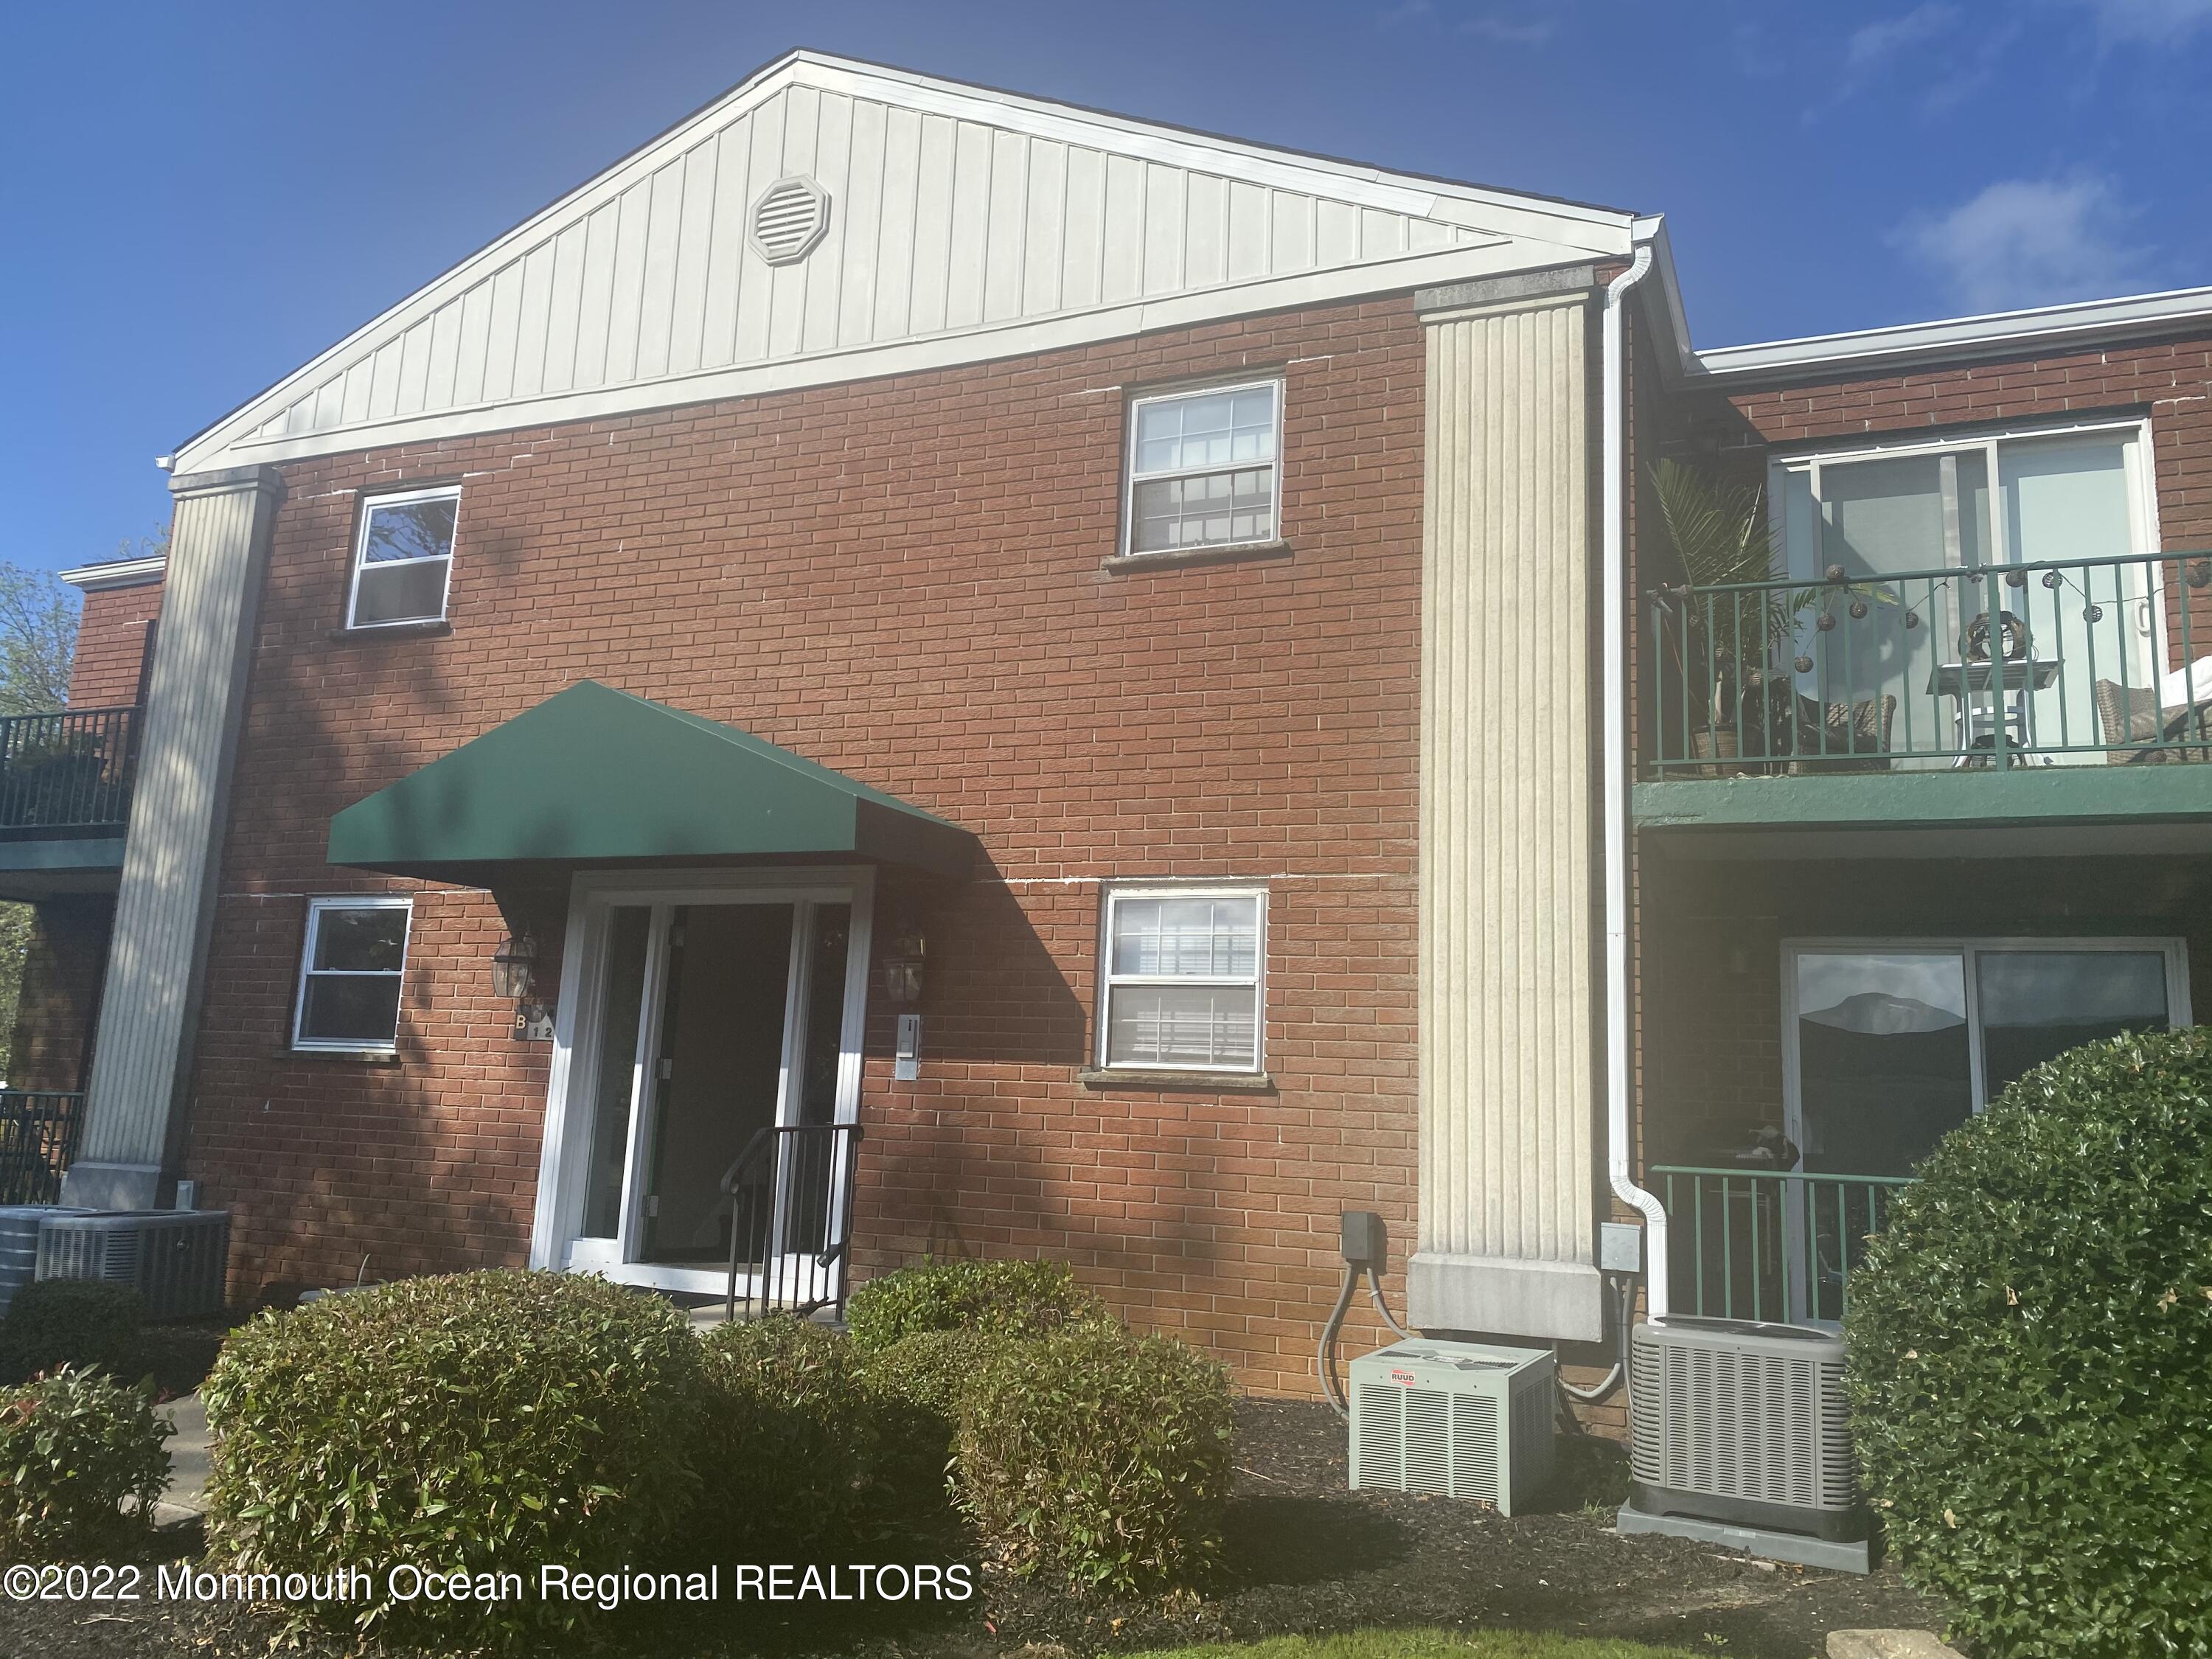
[
  {"xmin": 720, "ymin": 1121, "xmax": 863, "ymax": 1324},
  {"xmin": 1651, "ymin": 1164, "xmax": 1914, "ymax": 1326},
  {"xmin": 0, "ymin": 706, "xmax": 142, "ymax": 835},
  {"xmin": 1647, "ymin": 550, "xmax": 2212, "ymax": 773},
  {"xmin": 0, "ymin": 1091, "xmax": 86, "ymax": 1205}
]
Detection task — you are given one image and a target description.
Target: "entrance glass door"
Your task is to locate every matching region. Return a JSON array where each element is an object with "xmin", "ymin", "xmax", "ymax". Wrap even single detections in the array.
[{"xmin": 552, "ymin": 876, "xmax": 868, "ymax": 1298}]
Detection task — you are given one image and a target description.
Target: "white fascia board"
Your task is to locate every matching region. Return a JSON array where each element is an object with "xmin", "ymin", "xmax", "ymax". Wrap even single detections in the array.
[
  {"xmin": 58, "ymin": 555, "xmax": 167, "ymax": 591},
  {"xmin": 187, "ymin": 237, "xmax": 1605, "ymax": 473},
  {"xmin": 171, "ymin": 49, "xmax": 1635, "ymax": 477},
  {"xmin": 1695, "ymin": 284, "xmax": 2212, "ymax": 381}
]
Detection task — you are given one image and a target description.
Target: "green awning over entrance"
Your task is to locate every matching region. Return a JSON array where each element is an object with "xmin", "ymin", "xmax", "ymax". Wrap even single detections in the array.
[{"xmin": 327, "ymin": 681, "xmax": 975, "ymax": 883}]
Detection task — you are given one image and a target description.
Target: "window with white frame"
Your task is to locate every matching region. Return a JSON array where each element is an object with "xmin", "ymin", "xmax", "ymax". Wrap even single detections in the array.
[
  {"xmin": 1099, "ymin": 887, "xmax": 1265, "ymax": 1071},
  {"xmin": 347, "ymin": 486, "xmax": 459, "ymax": 628},
  {"xmin": 293, "ymin": 897, "xmax": 412, "ymax": 1051},
  {"xmin": 1123, "ymin": 380, "xmax": 1281, "ymax": 557}
]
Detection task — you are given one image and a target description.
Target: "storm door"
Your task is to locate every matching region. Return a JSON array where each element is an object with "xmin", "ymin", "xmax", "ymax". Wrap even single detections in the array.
[{"xmin": 546, "ymin": 873, "xmax": 869, "ymax": 1299}]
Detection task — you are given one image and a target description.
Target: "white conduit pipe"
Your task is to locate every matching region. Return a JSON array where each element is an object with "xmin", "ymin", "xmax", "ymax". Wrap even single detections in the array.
[{"xmin": 1601, "ymin": 240, "xmax": 1669, "ymax": 1321}]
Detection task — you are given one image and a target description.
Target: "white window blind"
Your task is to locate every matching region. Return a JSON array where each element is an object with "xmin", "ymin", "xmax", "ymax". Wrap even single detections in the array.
[{"xmin": 1100, "ymin": 889, "xmax": 1265, "ymax": 1071}]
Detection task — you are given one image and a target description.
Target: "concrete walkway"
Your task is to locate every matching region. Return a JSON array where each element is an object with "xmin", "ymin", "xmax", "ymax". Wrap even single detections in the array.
[{"xmin": 153, "ymin": 1394, "xmax": 209, "ymax": 1525}]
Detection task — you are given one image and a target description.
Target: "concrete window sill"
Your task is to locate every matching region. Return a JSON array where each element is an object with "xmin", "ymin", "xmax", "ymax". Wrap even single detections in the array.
[
  {"xmin": 283, "ymin": 1047, "xmax": 403, "ymax": 1064},
  {"xmin": 327, "ymin": 620, "xmax": 454, "ymax": 641},
  {"xmin": 1075, "ymin": 1067, "xmax": 1276, "ymax": 1093},
  {"xmin": 1102, "ymin": 540, "xmax": 1293, "ymax": 575}
]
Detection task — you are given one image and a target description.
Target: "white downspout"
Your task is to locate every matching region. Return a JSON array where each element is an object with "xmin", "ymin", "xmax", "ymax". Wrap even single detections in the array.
[{"xmin": 1601, "ymin": 240, "xmax": 1668, "ymax": 1319}]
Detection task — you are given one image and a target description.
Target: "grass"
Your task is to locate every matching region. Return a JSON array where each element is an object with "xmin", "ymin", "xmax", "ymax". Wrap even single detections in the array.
[{"xmin": 1132, "ymin": 1632, "xmax": 1709, "ymax": 1659}]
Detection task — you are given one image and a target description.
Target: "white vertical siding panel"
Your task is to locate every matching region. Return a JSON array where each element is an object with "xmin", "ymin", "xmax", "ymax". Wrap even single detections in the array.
[
  {"xmin": 395, "ymin": 319, "xmax": 433, "ymax": 414},
  {"xmin": 1416, "ymin": 293, "xmax": 1595, "ymax": 1327},
  {"xmin": 1225, "ymin": 180, "xmax": 1269, "ymax": 282},
  {"xmin": 872, "ymin": 105, "xmax": 922, "ymax": 341},
  {"xmin": 311, "ymin": 376, "xmax": 344, "ymax": 432},
  {"xmin": 1099, "ymin": 153, "xmax": 1144, "ymax": 305},
  {"xmin": 571, "ymin": 205, "xmax": 619, "ymax": 389},
  {"xmin": 1183, "ymin": 172, "xmax": 1227, "ymax": 291},
  {"xmin": 836, "ymin": 99, "xmax": 888, "ymax": 346},
  {"xmin": 1314, "ymin": 199, "xmax": 1359, "ymax": 269},
  {"xmin": 942, "ymin": 120, "xmax": 992, "ymax": 330},
  {"xmin": 1360, "ymin": 206, "xmax": 1405, "ymax": 261},
  {"xmin": 1059, "ymin": 147, "xmax": 1105, "ymax": 310},
  {"xmin": 635, "ymin": 161, "xmax": 687, "ymax": 380},
  {"xmin": 453, "ymin": 282, "xmax": 491, "ymax": 406},
  {"xmin": 800, "ymin": 92, "xmax": 853, "ymax": 355},
  {"xmin": 764, "ymin": 86, "xmax": 815, "ymax": 361},
  {"xmin": 1408, "ymin": 218, "xmax": 1452, "ymax": 253},
  {"xmin": 340, "ymin": 361, "xmax": 373, "ymax": 426},
  {"xmin": 731, "ymin": 96, "xmax": 787, "ymax": 363},
  {"xmin": 981, "ymin": 128, "xmax": 1028, "ymax": 323},
  {"xmin": 540, "ymin": 223, "xmax": 588, "ymax": 394},
  {"xmin": 1269, "ymin": 191, "xmax": 1313, "ymax": 273},
  {"xmin": 509, "ymin": 243, "xmax": 556, "ymax": 399},
  {"xmin": 1141, "ymin": 162, "xmax": 1183, "ymax": 296},
  {"xmin": 1020, "ymin": 137, "xmax": 1066, "ymax": 317},
  {"xmin": 905, "ymin": 114, "xmax": 956, "ymax": 335},
  {"xmin": 425, "ymin": 300, "xmax": 462, "ymax": 411},
  {"xmin": 366, "ymin": 339, "xmax": 402, "ymax": 421},
  {"xmin": 602, "ymin": 184, "xmax": 650, "ymax": 384},
  {"xmin": 481, "ymin": 263, "xmax": 524, "ymax": 403},
  {"xmin": 698, "ymin": 116, "xmax": 754, "ymax": 369},
  {"xmin": 667, "ymin": 142, "xmax": 720, "ymax": 375}
]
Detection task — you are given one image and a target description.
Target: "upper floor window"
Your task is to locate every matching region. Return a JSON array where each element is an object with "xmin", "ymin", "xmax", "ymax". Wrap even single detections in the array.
[
  {"xmin": 348, "ymin": 486, "xmax": 459, "ymax": 628},
  {"xmin": 293, "ymin": 897, "xmax": 412, "ymax": 1052},
  {"xmin": 1098, "ymin": 886, "xmax": 1265, "ymax": 1072},
  {"xmin": 1123, "ymin": 381, "xmax": 1281, "ymax": 557}
]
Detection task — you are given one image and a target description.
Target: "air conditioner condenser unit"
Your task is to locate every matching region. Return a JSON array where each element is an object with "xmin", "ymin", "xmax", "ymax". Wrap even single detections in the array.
[
  {"xmin": 35, "ymin": 1209, "xmax": 232, "ymax": 1322},
  {"xmin": 1349, "ymin": 1339, "xmax": 1555, "ymax": 1515},
  {"xmin": 0, "ymin": 1206, "xmax": 91, "ymax": 1315},
  {"xmin": 1621, "ymin": 1316, "xmax": 1870, "ymax": 1572}
]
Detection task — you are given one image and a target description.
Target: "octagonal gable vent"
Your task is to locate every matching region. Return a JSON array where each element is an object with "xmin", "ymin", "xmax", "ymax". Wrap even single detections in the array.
[{"xmin": 750, "ymin": 176, "xmax": 830, "ymax": 264}]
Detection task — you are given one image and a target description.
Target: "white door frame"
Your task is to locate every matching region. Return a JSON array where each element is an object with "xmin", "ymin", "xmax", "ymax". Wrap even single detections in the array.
[{"xmin": 528, "ymin": 865, "xmax": 876, "ymax": 1297}]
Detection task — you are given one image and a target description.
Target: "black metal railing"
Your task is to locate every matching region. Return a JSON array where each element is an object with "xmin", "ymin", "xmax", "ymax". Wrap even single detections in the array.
[
  {"xmin": 1652, "ymin": 1164, "xmax": 1913, "ymax": 1326},
  {"xmin": 0, "ymin": 706, "xmax": 142, "ymax": 835},
  {"xmin": 0, "ymin": 1091, "xmax": 86, "ymax": 1206},
  {"xmin": 720, "ymin": 1122, "xmax": 863, "ymax": 1323},
  {"xmin": 1648, "ymin": 552, "xmax": 2212, "ymax": 775}
]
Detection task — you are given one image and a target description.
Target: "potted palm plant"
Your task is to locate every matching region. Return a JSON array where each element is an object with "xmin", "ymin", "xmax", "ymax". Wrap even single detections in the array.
[{"xmin": 1650, "ymin": 459, "xmax": 1791, "ymax": 773}]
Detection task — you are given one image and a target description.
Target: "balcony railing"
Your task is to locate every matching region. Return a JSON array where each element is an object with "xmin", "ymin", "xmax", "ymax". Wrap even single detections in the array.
[
  {"xmin": 1651, "ymin": 1164, "xmax": 1914, "ymax": 1326},
  {"xmin": 0, "ymin": 706, "xmax": 142, "ymax": 835},
  {"xmin": 720, "ymin": 1121, "xmax": 863, "ymax": 1323},
  {"xmin": 1647, "ymin": 552, "xmax": 2212, "ymax": 776},
  {"xmin": 0, "ymin": 1090, "xmax": 86, "ymax": 1206}
]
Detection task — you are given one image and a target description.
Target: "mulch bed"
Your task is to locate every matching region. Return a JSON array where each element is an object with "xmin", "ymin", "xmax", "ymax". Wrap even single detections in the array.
[{"xmin": 0, "ymin": 1397, "xmax": 1947, "ymax": 1658}]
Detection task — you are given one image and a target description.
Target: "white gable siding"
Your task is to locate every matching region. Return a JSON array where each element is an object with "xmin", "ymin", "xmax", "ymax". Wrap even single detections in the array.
[{"xmin": 177, "ymin": 54, "xmax": 1633, "ymax": 473}]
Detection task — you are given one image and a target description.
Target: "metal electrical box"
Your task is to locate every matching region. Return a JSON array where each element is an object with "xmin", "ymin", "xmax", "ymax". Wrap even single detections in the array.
[{"xmin": 1349, "ymin": 1338, "xmax": 1555, "ymax": 1514}]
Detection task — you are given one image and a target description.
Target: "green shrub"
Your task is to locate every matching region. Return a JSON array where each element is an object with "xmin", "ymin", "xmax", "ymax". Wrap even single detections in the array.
[
  {"xmin": 954, "ymin": 1322, "xmax": 1233, "ymax": 1594},
  {"xmin": 859, "ymin": 1326, "xmax": 1013, "ymax": 1497},
  {"xmin": 845, "ymin": 1256, "xmax": 1103, "ymax": 1351},
  {"xmin": 0, "ymin": 1366, "xmax": 171, "ymax": 1561},
  {"xmin": 202, "ymin": 1270, "xmax": 703, "ymax": 1650},
  {"xmin": 693, "ymin": 1315, "xmax": 872, "ymax": 1551},
  {"xmin": 1847, "ymin": 1026, "xmax": 2212, "ymax": 1658},
  {"xmin": 1, "ymin": 1279, "xmax": 146, "ymax": 1384}
]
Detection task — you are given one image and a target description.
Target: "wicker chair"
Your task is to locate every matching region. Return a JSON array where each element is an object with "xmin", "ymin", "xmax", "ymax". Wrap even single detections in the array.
[
  {"xmin": 2094, "ymin": 679, "xmax": 2212, "ymax": 764},
  {"xmin": 1788, "ymin": 692, "xmax": 1897, "ymax": 773}
]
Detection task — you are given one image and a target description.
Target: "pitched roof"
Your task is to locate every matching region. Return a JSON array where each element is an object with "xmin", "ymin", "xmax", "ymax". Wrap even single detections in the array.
[{"xmin": 173, "ymin": 49, "xmax": 1641, "ymax": 475}]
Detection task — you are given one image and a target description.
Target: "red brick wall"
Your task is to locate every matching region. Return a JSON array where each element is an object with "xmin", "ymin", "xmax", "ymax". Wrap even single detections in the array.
[
  {"xmin": 180, "ymin": 296, "xmax": 1426, "ymax": 1388},
  {"xmin": 69, "ymin": 580, "xmax": 162, "ymax": 709}
]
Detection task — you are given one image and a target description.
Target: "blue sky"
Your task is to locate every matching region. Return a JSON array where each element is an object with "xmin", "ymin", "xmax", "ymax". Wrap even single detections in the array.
[{"xmin": 8, "ymin": 0, "xmax": 2212, "ymax": 574}]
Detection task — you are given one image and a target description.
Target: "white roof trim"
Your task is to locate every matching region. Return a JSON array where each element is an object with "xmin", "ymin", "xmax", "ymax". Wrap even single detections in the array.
[
  {"xmin": 58, "ymin": 555, "xmax": 166, "ymax": 592},
  {"xmin": 1695, "ymin": 284, "xmax": 2212, "ymax": 380},
  {"xmin": 171, "ymin": 50, "xmax": 1638, "ymax": 477}
]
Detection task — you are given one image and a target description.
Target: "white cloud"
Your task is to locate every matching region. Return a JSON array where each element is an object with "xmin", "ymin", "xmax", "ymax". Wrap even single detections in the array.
[
  {"xmin": 1846, "ymin": 3, "xmax": 1961, "ymax": 71},
  {"xmin": 2046, "ymin": 0, "xmax": 2212, "ymax": 42},
  {"xmin": 1893, "ymin": 175, "xmax": 2156, "ymax": 312},
  {"xmin": 1461, "ymin": 11, "xmax": 1557, "ymax": 46}
]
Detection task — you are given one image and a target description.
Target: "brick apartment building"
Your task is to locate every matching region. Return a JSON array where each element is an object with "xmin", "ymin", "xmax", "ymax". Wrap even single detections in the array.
[{"xmin": 4, "ymin": 51, "xmax": 2206, "ymax": 1416}]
